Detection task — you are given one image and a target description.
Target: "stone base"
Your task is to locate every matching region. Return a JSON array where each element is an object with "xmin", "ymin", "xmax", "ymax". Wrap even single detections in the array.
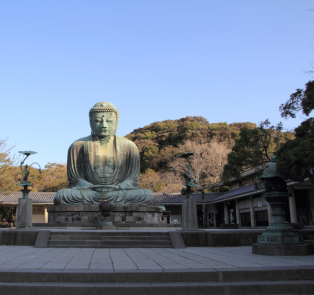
[
  {"xmin": 258, "ymin": 230, "xmax": 303, "ymax": 244},
  {"xmin": 48, "ymin": 204, "xmax": 163, "ymax": 225},
  {"xmin": 252, "ymin": 243, "xmax": 312, "ymax": 256},
  {"xmin": 96, "ymin": 225, "xmax": 117, "ymax": 230},
  {"xmin": 182, "ymin": 198, "xmax": 198, "ymax": 231},
  {"xmin": 16, "ymin": 198, "xmax": 33, "ymax": 229}
]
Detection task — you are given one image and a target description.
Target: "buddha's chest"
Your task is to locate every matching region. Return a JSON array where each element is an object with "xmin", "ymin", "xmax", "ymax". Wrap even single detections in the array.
[{"xmin": 93, "ymin": 141, "xmax": 115, "ymax": 175}]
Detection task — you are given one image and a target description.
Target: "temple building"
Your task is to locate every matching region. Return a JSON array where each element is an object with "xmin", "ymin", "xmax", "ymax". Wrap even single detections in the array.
[{"xmin": 0, "ymin": 172, "xmax": 313, "ymax": 227}]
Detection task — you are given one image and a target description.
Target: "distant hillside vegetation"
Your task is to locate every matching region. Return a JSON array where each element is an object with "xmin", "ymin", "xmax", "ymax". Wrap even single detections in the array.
[{"xmin": 125, "ymin": 116, "xmax": 257, "ymax": 173}]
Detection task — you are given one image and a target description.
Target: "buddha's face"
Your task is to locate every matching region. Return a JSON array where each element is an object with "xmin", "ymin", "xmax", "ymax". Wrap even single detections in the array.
[{"xmin": 90, "ymin": 112, "xmax": 117, "ymax": 138}]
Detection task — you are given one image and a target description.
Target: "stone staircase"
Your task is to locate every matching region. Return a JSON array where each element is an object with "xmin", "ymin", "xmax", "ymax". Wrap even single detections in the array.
[
  {"xmin": 0, "ymin": 267, "xmax": 314, "ymax": 295},
  {"xmin": 37, "ymin": 231, "xmax": 177, "ymax": 248}
]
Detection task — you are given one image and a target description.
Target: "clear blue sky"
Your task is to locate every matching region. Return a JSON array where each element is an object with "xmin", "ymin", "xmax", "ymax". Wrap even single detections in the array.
[{"xmin": 1, "ymin": 0, "xmax": 313, "ymax": 168}]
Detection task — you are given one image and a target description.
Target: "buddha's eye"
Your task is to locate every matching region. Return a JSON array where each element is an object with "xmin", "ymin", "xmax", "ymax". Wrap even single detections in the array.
[{"xmin": 107, "ymin": 119, "xmax": 113, "ymax": 122}]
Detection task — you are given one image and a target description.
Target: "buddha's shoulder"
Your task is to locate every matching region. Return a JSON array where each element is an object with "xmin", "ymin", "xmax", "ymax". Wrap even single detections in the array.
[
  {"xmin": 116, "ymin": 135, "xmax": 137, "ymax": 149},
  {"xmin": 70, "ymin": 136, "xmax": 92, "ymax": 148}
]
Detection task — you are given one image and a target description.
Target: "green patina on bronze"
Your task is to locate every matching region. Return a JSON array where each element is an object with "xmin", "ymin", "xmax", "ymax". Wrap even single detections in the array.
[
  {"xmin": 173, "ymin": 152, "xmax": 199, "ymax": 198},
  {"xmin": 15, "ymin": 151, "xmax": 41, "ymax": 198},
  {"xmin": 257, "ymin": 156, "xmax": 303, "ymax": 245},
  {"xmin": 54, "ymin": 102, "xmax": 156, "ymax": 206},
  {"xmin": 258, "ymin": 155, "xmax": 282, "ymax": 180}
]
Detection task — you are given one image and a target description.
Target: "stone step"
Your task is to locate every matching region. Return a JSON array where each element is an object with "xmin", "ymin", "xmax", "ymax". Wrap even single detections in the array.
[
  {"xmin": 1, "ymin": 268, "xmax": 314, "ymax": 283},
  {"xmin": 47, "ymin": 239, "xmax": 173, "ymax": 246},
  {"xmin": 49, "ymin": 235, "xmax": 171, "ymax": 241},
  {"xmin": 46, "ymin": 244, "xmax": 173, "ymax": 248},
  {"xmin": 306, "ymin": 235, "xmax": 314, "ymax": 240},
  {"xmin": 35, "ymin": 230, "xmax": 180, "ymax": 248},
  {"xmin": 49, "ymin": 231, "xmax": 170, "ymax": 236},
  {"xmin": 0, "ymin": 280, "xmax": 313, "ymax": 295}
]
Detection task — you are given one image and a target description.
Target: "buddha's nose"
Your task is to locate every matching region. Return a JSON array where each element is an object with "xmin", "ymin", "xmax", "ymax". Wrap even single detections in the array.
[{"xmin": 101, "ymin": 121, "xmax": 108, "ymax": 128}]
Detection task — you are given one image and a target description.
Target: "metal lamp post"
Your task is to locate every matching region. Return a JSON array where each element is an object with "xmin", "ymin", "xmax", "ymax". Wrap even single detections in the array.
[
  {"xmin": 15, "ymin": 151, "xmax": 41, "ymax": 229},
  {"xmin": 174, "ymin": 152, "xmax": 199, "ymax": 230}
]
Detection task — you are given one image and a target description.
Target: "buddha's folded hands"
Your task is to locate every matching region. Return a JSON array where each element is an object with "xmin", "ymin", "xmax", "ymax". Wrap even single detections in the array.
[{"xmin": 90, "ymin": 185, "xmax": 120, "ymax": 192}]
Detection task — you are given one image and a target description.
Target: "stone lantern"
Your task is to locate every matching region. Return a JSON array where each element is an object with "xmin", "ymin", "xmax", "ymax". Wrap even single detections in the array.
[{"xmin": 252, "ymin": 155, "xmax": 311, "ymax": 255}]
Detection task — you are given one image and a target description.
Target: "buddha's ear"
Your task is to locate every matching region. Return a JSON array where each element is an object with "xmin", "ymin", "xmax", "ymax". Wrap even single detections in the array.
[{"xmin": 114, "ymin": 115, "xmax": 118, "ymax": 135}]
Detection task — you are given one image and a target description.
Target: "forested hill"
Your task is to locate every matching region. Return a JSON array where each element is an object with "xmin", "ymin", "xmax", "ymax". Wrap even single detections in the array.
[{"xmin": 125, "ymin": 116, "xmax": 257, "ymax": 173}]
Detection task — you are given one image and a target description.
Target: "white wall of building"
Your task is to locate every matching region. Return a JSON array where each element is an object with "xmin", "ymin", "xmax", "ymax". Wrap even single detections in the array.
[{"xmin": 32, "ymin": 214, "xmax": 45, "ymax": 223}]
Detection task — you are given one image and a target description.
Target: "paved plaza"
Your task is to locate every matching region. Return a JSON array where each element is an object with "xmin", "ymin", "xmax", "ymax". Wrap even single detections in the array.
[{"xmin": 1, "ymin": 245, "xmax": 314, "ymax": 271}]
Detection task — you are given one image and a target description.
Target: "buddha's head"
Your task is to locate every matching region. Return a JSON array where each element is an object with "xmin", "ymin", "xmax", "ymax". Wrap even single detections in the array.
[{"xmin": 89, "ymin": 102, "xmax": 119, "ymax": 139}]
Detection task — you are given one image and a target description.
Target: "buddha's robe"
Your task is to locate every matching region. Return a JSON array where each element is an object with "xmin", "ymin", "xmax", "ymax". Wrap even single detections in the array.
[{"xmin": 54, "ymin": 135, "xmax": 155, "ymax": 205}]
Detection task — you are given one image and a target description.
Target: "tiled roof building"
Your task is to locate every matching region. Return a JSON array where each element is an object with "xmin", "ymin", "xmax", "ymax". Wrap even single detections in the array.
[
  {"xmin": 1, "ymin": 173, "xmax": 312, "ymax": 228},
  {"xmin": 0, "ymin": 192, "xmax": 56, "ymax": 204},
  {"xmin": 0, "ymin": 192, "xmax": 222, "ymax": 205}
]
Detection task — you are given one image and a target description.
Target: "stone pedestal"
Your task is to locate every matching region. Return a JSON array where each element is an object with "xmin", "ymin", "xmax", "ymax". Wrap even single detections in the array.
[
  {"xmin": 252, "ymin": 243, "xmax": 312, "ymax": 256},
  {"xmin": 182, "ymin": 198, "xmax": 198, "ymax": 230},
  {"xmin": 257, "ymin": 194, "xmax": 303, "ymax": 245},
  {"xmin": 253, "ymin": 192, "xmax": 310, "ymax": 256},
  {"xmin": 48, "ymin": 204, "xmax": 163, "ymax": 226},
  {"xmin": 16, "ymin": 198, "xmax": 33, "ymax": 229}
]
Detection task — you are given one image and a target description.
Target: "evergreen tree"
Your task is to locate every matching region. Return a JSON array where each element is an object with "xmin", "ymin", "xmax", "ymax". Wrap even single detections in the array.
[{"xmin": 276, "ymin": 81, "xmax": 314, "ymax": 185}]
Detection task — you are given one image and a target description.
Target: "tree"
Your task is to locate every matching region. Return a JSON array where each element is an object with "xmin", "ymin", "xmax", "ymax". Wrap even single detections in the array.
[
  {"xmin": 222, "ymin": 120, "xmax": 290, "ymax": 183},
  {"xmin": 0, "ymin": 137, "xmax": 17, "ymax": 194},
  {"xmin": 159, "ymin": 171, "xmax": 184, "ymax": 193},
  {"xmin": 277, "ymin": 118, "xmax": 314, "ymax": 185},
  {"xmin": 279, "ymin": 80, "xmax": 314, "ymax": 119},
  {"xmin": 125, "ymin": 116, "xmax": 257, "ymax": 173},
  {"xmin": 138, "ymin": 140, "xmax": 231, "ymax": 196},
  {"xmin": 140, "ymin": 169, "xmax": 183, "ymax": 193},
  {"xmin": 41, "ymin": 163, "xmax": 68, "ymax": 192},
  {"xmin": 140, "ymin": 169, "xmax": 165, "ymax": 192},
  {"xmin": 222, "ymin": 80, "xmax": 314, "ymax": 187},
  {"xmin": 0, "ymin": 207, "xmax": 16, "ymax": 224},
  {"xmin": 276, "ymin": 80, "xmax": 314, "ymax": 185},
  {"xmin": 167, "ymin": 140, "xmax": 231, "ymax": 188},
  {"xmin": 166, "ymin": 140, "xmax": 231, "ymax": 227}
]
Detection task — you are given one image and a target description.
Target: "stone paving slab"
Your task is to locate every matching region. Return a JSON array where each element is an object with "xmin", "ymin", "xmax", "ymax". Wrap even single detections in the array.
[{"xmin": 0, "ymin": 245, "xmax": 313, "ymax": 271}]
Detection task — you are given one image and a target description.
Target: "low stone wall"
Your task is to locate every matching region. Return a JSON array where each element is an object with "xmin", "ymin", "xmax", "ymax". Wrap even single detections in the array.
[
  {"xmin": 181, "ymin": 231, "xmax": 264, "ymax": 247},
  {"xmin": 3, "ymin": 229, "xmax": 312, "ymax": 247},
  {"xmin": 0, "ymin": 230, "xmax": 38, "ymax": 246},
  {"xmin": 48, "ymin": 204, "xmax": 163, "ymax": 225}
]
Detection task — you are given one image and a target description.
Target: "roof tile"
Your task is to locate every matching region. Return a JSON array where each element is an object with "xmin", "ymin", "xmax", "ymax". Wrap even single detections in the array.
[{"xmin": 0, "ymin": 192, "xmax": 223, "ymax": 204}]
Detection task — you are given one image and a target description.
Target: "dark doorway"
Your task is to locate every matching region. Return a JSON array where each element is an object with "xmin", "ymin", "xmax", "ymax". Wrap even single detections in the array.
[
  {"xmin": 215, "ymin": 213, "xmax": 222, "ymax": 227},
  {"xmin": 197, "ymin": 205, "xmax": 203, "ymax": 226},
  {"xmin": 215, "ymin": 203, "xmax": 224, "ymax": 227},
  {"xmin": 241, "ymin": 212, "xmax": 251, "ymax": 227},
  {"xmin": 255, "ymin": 210, "xmax": 268, "ymax": 226},
  {"xmin": 295, "ymin": 190, "xmax": 309, "ymax": 225}
]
